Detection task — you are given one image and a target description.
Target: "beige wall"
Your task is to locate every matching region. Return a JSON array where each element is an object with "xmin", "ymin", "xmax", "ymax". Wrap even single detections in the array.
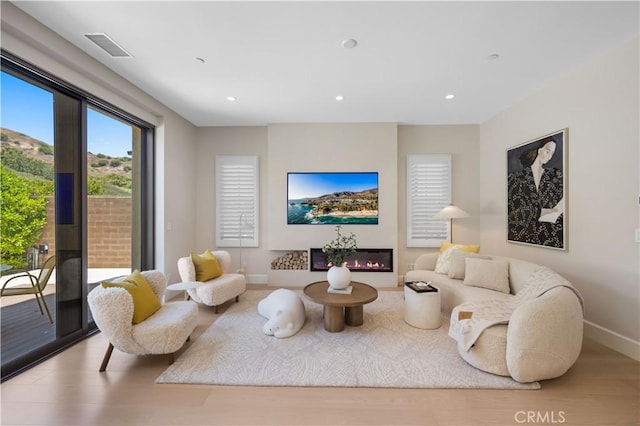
[
  {"xmin": 193, "ymin": 123, "xmax": 481, "ymax": 287},
  {"xmin": 479, "ymin": 37, "xmax": 639, "ymax": 359},
  {"xmin": 158, "ymin": 114, "xmax": 198, "ymax": 284},
  {"xmin": 194, "ymin": 126, "xmax": 269, "ymax": 279},
  {"xmin": 398, "ymin": 125, "xmax": 481, "ymax": 274},
  {"xmin": 266, "ymin": 123, "xmax": 399, "ymax": 287}
]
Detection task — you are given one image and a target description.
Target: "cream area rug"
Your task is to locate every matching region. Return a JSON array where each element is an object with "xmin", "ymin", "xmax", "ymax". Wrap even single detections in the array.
[{"xmin": 156, "ymin": 290, "xmax": 540, "ymax": 389}]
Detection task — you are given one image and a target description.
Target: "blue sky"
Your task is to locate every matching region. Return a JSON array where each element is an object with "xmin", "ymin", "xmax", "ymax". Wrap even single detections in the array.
[
  {"xmin": 1, "ymin": 71, "xmax": 132, "ymax": 158},
  {"xmin": 288, "ymin": 172, "xmax": 378, "ymax": 199}
]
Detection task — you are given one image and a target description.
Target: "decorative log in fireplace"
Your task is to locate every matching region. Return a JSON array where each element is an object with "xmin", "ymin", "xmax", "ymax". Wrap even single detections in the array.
[{"xmin": 309, "ymin": 248, "xmax": 393, "ymax": 272}]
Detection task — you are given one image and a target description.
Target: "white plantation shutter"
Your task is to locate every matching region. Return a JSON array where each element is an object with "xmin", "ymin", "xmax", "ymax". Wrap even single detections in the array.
[
  {"xmin": 406, "ymin": 154, "xmax": 451, "ymax": 247},
  {"xmin": 216, "ymin": 156, "xmax": 259, "ymax": 247}
]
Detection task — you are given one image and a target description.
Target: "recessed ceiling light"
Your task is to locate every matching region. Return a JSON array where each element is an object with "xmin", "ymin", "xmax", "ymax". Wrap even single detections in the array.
[
  {"xmin": 341, "ymin": 39, "xmax": 358, "ymax": 49},
  {"xmin": 445, "ymin": 94, "xmax": 455, "ymax": 100},
  {"xmin": 226, "ymin": 96, "xmax": 236, "ymax": 102},
  {"xmin": 487, "ymin": 53, "xmax": 500, "ymax": 61},
  {"xmin": 336, "ymin": 95, "xmax": 344, "ymax": 101}
]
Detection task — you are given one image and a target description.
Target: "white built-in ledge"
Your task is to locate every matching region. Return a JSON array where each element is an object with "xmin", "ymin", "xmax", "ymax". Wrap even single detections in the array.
[{"xmin": 267, "ymin": 249, "xmax": 397, "ymax": 288}]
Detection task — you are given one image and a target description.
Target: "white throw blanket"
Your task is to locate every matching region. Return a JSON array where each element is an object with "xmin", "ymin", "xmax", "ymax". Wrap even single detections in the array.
[{"xmin": 449, "ymin": 267, "xmax": 584, "ymax": 351}]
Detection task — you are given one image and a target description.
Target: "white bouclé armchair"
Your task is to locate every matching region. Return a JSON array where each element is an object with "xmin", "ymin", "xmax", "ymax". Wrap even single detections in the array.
[
  {"xmin": 88, "ymin": 270, "xmax": 198, "ymax": 372},
  {"xmin": 177, "ymin": 250, "xmax": 246, "ymax": 313}
]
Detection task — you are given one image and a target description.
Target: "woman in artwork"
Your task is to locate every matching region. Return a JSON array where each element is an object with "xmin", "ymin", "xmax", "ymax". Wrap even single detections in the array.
[{"xmin": 508, "ymin": 136, "xmax": 564, "ymax": 248}]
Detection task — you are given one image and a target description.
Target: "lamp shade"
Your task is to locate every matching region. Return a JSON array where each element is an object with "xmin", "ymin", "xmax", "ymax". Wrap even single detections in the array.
[{"xmin": 433, "ymin": 204, "xmax": 471, "ymax": 219}]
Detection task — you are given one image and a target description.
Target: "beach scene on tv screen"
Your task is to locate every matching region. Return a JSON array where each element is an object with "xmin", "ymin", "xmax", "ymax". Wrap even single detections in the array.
[{"xmin": 287, "ymin": 172, "xmax": 378, "ymax": 225}]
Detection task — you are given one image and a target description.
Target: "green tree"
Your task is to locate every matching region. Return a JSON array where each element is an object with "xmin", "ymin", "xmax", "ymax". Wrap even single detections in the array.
[
  {"xmin": 88, "ymin": 175, "xmax": 104, "ymax": 195},
  {"xmin": 0, "ymin": 165, "xmax": 48, "ymax": 268}
]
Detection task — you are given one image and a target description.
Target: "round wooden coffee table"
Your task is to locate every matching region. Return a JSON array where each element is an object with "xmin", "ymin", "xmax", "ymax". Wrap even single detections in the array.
[{"xmin": 303, "ymin": 281, "xmax": 378, "ymax": 332}]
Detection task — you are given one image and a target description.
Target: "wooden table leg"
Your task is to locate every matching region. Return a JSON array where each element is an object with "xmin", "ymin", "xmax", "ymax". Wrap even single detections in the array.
[
  {"xmin": 345, "ymin": 305, "xmax": 364, "ymax": 326},
  {"xmin": 324, "ymin": 305, "xmax": 345, "ymax": 332}
]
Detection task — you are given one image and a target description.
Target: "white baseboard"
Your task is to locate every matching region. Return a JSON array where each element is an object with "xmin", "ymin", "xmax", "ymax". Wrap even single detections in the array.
[
  {"xmin": 584, "ymin": 320, "xmax": 640, "ymax": 361},
  {"xmin": 246, "ymin": 274, "xmax": 268, "ymax": 285}
]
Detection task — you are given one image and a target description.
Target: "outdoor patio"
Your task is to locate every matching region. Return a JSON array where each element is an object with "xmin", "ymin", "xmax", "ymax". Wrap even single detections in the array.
[{"xmin": 0, "ymin": 268, "xmax": 129, "ymax": 367}]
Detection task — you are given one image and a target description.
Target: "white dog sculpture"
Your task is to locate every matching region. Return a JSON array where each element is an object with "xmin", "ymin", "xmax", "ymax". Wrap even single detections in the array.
[{"xmin": 257, "ymin": 289, "xmax": 306, "ymax": 338}]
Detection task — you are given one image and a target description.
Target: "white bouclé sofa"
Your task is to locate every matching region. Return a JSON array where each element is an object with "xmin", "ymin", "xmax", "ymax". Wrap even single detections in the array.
[{"xmin": 405, "ymin": 251, "xmax": 584, "ymax": 383}]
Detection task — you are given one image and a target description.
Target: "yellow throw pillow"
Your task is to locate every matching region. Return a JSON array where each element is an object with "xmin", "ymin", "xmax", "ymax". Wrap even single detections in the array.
[
  {"xmin": 440, "ymin": 242, "xmax": 480, "ymax": 254},
  {"xmin": 191, "ymin": 250, "xmax": 222, "ymax": 282},
  {"xmin": 102, "ymin": 270, "xmax": 161, "ymax": 324}
]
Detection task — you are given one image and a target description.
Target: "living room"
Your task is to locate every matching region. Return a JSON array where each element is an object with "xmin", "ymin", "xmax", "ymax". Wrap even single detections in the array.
[{"xmin": 1, "ymin": 1, "xmax": 638, "ymax": 424}]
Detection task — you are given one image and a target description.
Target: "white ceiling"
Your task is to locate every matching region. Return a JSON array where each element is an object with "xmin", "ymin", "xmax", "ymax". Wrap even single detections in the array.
[{"xmin": 12, "ymin": 1, "xmax": 640, "ymax": 127}]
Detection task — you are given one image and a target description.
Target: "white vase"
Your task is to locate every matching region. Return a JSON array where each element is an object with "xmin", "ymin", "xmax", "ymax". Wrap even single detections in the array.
[{"xmin": 327, "ymin": 265, "xmax": 351, "ymax": 290}]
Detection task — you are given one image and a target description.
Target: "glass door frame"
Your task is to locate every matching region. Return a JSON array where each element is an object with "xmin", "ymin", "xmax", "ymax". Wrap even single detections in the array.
[{"xmin": 1, "ymin": 50, "xmax": 155, "ymax": 381}]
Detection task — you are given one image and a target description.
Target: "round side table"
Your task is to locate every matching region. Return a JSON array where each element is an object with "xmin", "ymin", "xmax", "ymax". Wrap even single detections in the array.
[
  {"xmin": 166, "ymin": 281, "xmax": 202, "ymax": 301},
  {"xmin": 404, "ymin": 283, "xmax": 441, "ymax": 329}
]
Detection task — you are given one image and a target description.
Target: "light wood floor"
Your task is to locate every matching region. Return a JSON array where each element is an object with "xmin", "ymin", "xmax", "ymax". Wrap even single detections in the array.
[{"xmin": 1, "ymin": 289, "xmax": 638, "ymax": 426}]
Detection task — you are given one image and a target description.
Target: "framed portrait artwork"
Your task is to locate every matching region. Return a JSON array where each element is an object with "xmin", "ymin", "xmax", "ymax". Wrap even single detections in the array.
[{"xmin": 507, "ymin": 129, "xmax": 567, "ymax": 250}]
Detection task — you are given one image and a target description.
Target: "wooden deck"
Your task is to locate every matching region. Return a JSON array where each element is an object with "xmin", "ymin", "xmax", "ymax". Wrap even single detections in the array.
[
  {"xmin": 1, "ymin": 267, "xmax": 128, "ymax": 370},
  {"xmin": 0, "ymin": 284, "xmax": 99, "ymax": 369},
  {"xmin": 1, "ymin": 292, "xmax": 57, "ymax": 367}
]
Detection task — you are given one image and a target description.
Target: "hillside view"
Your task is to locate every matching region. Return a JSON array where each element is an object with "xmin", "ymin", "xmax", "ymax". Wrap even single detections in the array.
[
  {"xmin": 0, "ymin": 127, "xmax": 133, "ymax": 196},
  {"xmin": 304, "ymin": 189, "xmax": 378, "ymax": 216},
  {"xmin": 0, "ymin": 128, "xmax": 133, "ymax": 267}
]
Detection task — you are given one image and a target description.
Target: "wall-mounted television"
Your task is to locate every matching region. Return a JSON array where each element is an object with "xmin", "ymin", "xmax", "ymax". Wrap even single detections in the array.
[{"xmin": 287, "ymin": 172, "xmax": 378, "ymax": 225}]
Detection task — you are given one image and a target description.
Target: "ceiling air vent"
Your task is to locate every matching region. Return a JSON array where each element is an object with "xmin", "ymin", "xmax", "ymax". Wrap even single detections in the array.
[{"xmin": 84, "ymin": 33, "xmax": 132, "ymax": 58}]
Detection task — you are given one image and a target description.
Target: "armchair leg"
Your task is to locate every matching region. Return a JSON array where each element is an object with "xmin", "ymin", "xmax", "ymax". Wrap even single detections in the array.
[
  {"xmin": 235, "ymin": 296, "xmax": 239, "ymax": 303},
  {"xmin": 99, "ymin": 343, "xmax": 115, "ymax": 372},
  {"xmin": 214, "ymin": 305, "xmax": 219, "ymax": 314}
]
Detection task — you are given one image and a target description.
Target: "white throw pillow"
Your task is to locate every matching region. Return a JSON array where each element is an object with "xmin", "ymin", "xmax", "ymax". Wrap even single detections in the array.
[
  {"xmin": 434, "ymin": 246, "xmax": 459, "ymax": 274},
  {"xmin": 448, "ymin": 251, "xmax": 491, "ymax": 280},
  {"xmin": 463, "ymin": 258, "xmax": 511, "ymax": 294}
]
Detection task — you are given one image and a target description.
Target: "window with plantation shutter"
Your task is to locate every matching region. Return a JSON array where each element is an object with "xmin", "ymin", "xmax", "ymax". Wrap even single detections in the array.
[
  {"xmin": 406, "ymin": 154, "xmax": 451, "ymax": 247},
  {"xmin": 215, "ymin": 156, "xmax": 259, "ymax": 248}
]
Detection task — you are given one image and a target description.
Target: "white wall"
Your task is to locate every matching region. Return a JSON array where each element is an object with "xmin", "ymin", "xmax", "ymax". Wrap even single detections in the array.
[{"xmin": 479, "ymin": 37, "xmax": 639, "ymax": 359}]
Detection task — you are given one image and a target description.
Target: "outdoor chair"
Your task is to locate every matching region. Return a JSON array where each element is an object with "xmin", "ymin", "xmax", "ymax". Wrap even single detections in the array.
[{"xmin": 0, "ymin": 255, "xmax": 56, "ymax": 323}]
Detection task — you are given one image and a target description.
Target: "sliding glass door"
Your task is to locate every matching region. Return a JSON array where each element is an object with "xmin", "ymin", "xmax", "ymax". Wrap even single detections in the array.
[
  {"xmin": 0, "ymin": 53, "xmax": 155, "ymax": 381},
  {"xmin": 0, "ymin": 71, "xmax": 57, "ymax": 366},
  {"xmin": 87, "ymin": 108, "xmax": 136, "ymax": 288}
]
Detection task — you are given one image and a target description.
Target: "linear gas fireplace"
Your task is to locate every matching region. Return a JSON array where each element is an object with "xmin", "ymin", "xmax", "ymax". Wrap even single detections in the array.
[{"xmin": 309, "ymin": 248, "xmax": 393, "ymax": 272}]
